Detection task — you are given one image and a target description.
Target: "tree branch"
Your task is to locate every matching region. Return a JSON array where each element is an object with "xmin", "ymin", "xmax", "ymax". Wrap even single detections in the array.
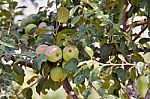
[{"xmin": 63, "ymin": 78, "xmax": 79, "ymax": 99}]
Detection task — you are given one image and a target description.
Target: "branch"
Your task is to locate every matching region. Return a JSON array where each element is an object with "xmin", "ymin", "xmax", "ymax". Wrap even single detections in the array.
[
  {"xmin": 132, "ymin": 25, "xmax": 148, "ymax": 42},
  {"xmin": 0, "ymin": 52, "xmax": 33, "ymax": 58},
  {"xmin": 63, "ymin": 78, "xmax": 79, "ymax": 99}
]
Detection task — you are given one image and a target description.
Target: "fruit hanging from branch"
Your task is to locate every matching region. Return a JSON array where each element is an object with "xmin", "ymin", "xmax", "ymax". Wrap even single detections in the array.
[
  {"xmin": 63, "ymin": 45, "xmax": 79, "ymax": 61},
  {"xmin": 45, "ymin": 45, "xmax": 62, "ymax": 62}
]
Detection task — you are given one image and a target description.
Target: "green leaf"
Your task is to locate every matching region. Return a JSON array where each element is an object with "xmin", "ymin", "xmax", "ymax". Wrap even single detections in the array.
[
  {"xmin": 36, "ymin": 77, "xmax": 46, "ymax": 95},
  {"xmin": 73, "ymin": 68, "xmax": 90, "ymax": 85},
  {"xmin": 57, "ymin": 7, "xmax": 69, "ymax": 23},
  {"xmin": 13, "ymin": 65, "xmax": 25, "ymax": 85},
  {"xmin": 139, "ymin": 38, "xmax": 150, "ymax": 44},
  {"xmin": 58, "ymin": 29, "xmax": 77, "ymax": 36},
  {"xmin": 64, "ymin": 58, "xmax": 78, "ymax": 75},
  {"xmin": 99, "ymin": 44, "xmax": 112, "ymax": 61},
  {"xmin": 69, "ymin": 5, "xmax": 80, "ymax": 16},
  {"xmin": 108, "ymin": 83, "xmax": 121, "ymax": 97},
  {"xmin": 13, "ymin": 65, "xmax": 24, "ymax": 76},
  {"xmin": 3, "ymin": 65, "xmax": 11, "ymax": 73},
  {"xmin": 130, "ymin": 67, "xmax": 138, "ymax": 80},
  {"xmin": 27, "ymin": 76, "xmax": 39, "ymax": 85},
  {"xmin": 84, "ymin": 46, "xmax": 94, "ymax": 58},
  {"xmin": 98, "ymin": 88, "xmax": 106, "ymax": 97},
  {"xmin": 83, "ymin": 87, "xmax": 92, "ymax": 99},
  {"xmin": 136, "ymin": 75, "xmax": 148, "ymax": 98},
  {"xmin": 22, "ymin": 88, "xmax": 33, "ymax": 99},
  {"xmin": 71, "ymin": 15, "xmax": 81, "ymax": 25},
  {"xmin": 115, "ymin": 68, "xmax": 128, "ymax": 82},
  {"xmin": 132, "ymin": 53, "xmax": 144, "ymax": 62},
  {"xmin": 45, "ymin": 78, "xmax": 63, "ymax": 91},
  {"xmin": 0, "ymin": 40, "xmax": 15, "ymax": 48},
  {"xmin": 33, "ymin": 54, "xmax": 47, "ymax": 73}
]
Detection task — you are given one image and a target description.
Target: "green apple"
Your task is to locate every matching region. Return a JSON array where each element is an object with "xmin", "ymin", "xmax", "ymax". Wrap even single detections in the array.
[
  {"xmin": 25, "ymin": 24, "xmax": 37, "ymax": 35},
  {"xmin": 63, "ymin": 45, "xmax": 79, "ymax": 61},
  {"xmin": 45, "ymin": 45, "xmax": 62, "ymax": 62},
  {"xmin": 35, "ymin": 44, "xmax": 48, "ymax": 55},
  {"xmin": 50, "ymin": 67, "xmax": 66, "ymax": 82}
]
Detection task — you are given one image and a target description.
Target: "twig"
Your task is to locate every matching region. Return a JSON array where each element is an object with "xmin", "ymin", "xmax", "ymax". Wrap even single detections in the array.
[
  {"xmin": 63, "ymin": 78, "xmax": 79, "ymax": 99},
  {"xmin": 95, "ymin": 60, "xmax": 135, "ymax": 67},
  {"xmin": 132, "ymin": 25, "xmax": 148, "ymax": 42},
  {"xmin": 0, "ymin": 53, "xmax": 33, "ymax": 58}
]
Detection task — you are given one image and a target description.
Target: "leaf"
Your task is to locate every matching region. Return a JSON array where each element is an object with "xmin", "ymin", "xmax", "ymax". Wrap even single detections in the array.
[
  {"xmin": 3, "ymin": 65, "xmax": 12, "ymax": 73},
  {"xmin": 71, "ymin": 15, "xmax": 81, "ymax": 25},
  {"xmin": 45, "ymin": 78, "xmax": 63, "ymax": 91},
  {"xmin": 136, "ymin": 75, "xmax": 148, "ymax": 98},
  {"xmin": 116, "ymin": 68, "xmax": 128, "ymax": 82},
  {"xmin": 98, "ymin": 88, "xmax": 106, "ymax": 97},
  {"xmin": 84, "ymin": 46, "xmax": 94, "ymax": 58},
  {"xmin": 135, "ymin": 62, "xmax": 145, "ymax": 75},
  {"xmin": 130, "ymin": 67, "xmax": 138, "ymax": 80},
  {"xmin": 139, "ymin": 38, "xmax": 150, "ymax": 44},
  {"xmin": 99, "ymin": 44, "xmax": 112, "ymax": 61},
  {"xmin": 57, "ymin": 7, "xmax": 69, "ymax": 23},
  {"xmin": 36, "ymin": 77, "xmax": 46, "ymax": 95},
  {"xmin": 69, "ymin": 5, "xmax": 80, "ymax": 16},
  {"xmin": 0, "ymin": 40, "xmax": 15, "ymax": 48},
  {"xmin": 64, "ymin": 58, "xmax": 78, "ymax": 75},
  {"xmin": 33, "ymin": 54, "xmax": 47, "ymax": 73},
  {"xmin": 58, "ymin": 29, "xmax": 77, "ymax": 36},
  {"xmin": 22, "ymin": 88, "xmax": 33, "ymax": 99},
  {"xmin": 108, "ymin": 83, "xmax": 121, "ymax": 97},
  {"xmin": 27, "ymin": 76, "xmax": 39, "ymax": 85},
  {"xmin": 132, "ymin": 53, "xmax": 144, "ymax": 62},
  {"xmin": 83, "ymin": 87, "xmax": 92, "ymax": 99},
  {"xmin": 73, "ymin": 68, "xmax": 91, "ymax": 85},
  {"xmin": 13, "ymin": 65, "xmax": 25, "ymax": 85}
]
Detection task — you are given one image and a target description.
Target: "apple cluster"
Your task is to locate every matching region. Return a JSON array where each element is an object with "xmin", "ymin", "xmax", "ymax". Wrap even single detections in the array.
[{"xmin": 35, "ymin": 44, "xmax": 79, "ymax": 82}]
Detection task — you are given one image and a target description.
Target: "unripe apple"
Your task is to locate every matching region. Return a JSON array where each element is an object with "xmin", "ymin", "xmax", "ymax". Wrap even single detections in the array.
[
  {"xmin": 50, "ymin": 67, "xmax": 66, "ymax": 82},
  {"xmin": 25, "ymin": 24, "xmax": 37, "ymax": 35},
  {"xmin": 45, "ymin": 45, "xmax": 62, "ymax": 62},
  {"xmin": 63, "ymin": 45, "xmax": 79, "ymax": 61},
  {"xmin": 35, "ymin": 44, "xmax": 48, "ymax": 55}
]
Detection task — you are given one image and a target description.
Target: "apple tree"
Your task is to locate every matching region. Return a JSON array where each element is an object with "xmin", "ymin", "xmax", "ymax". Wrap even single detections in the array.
[{"xmin": 0, "ymin": 0, "xmax": 150, "ymax": 99}]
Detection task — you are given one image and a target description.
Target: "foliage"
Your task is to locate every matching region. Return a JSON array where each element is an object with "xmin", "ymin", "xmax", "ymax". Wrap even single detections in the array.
[{"xmin": 0, "ymin": 0, "xmax": 150, "ymax": 98}]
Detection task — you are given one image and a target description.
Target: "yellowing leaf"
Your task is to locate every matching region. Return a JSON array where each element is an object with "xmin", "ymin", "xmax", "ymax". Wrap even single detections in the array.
[{"xmin": 57, "ymin": 7, "xmax": 69, "ymax": 23}]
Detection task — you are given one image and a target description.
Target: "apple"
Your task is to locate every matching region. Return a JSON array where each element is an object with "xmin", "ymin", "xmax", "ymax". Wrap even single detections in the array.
[
  {"xmin": 35, "ymin": 44, "xmax": 48, "ymax": 55},
  {"xmin": 50, "ymin": 67, "xmax": 66, "ymax": 82},
  {"xmin": 25, "ymin": 24, "xmax": 37, "ymax": 35},
  {"xmin": 63, "ymin": 45, "xmax": 79, "ymax": 61},
  {"xmin": 45, "ymin": 45, "xmax": 62, "ymax": 62}
]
